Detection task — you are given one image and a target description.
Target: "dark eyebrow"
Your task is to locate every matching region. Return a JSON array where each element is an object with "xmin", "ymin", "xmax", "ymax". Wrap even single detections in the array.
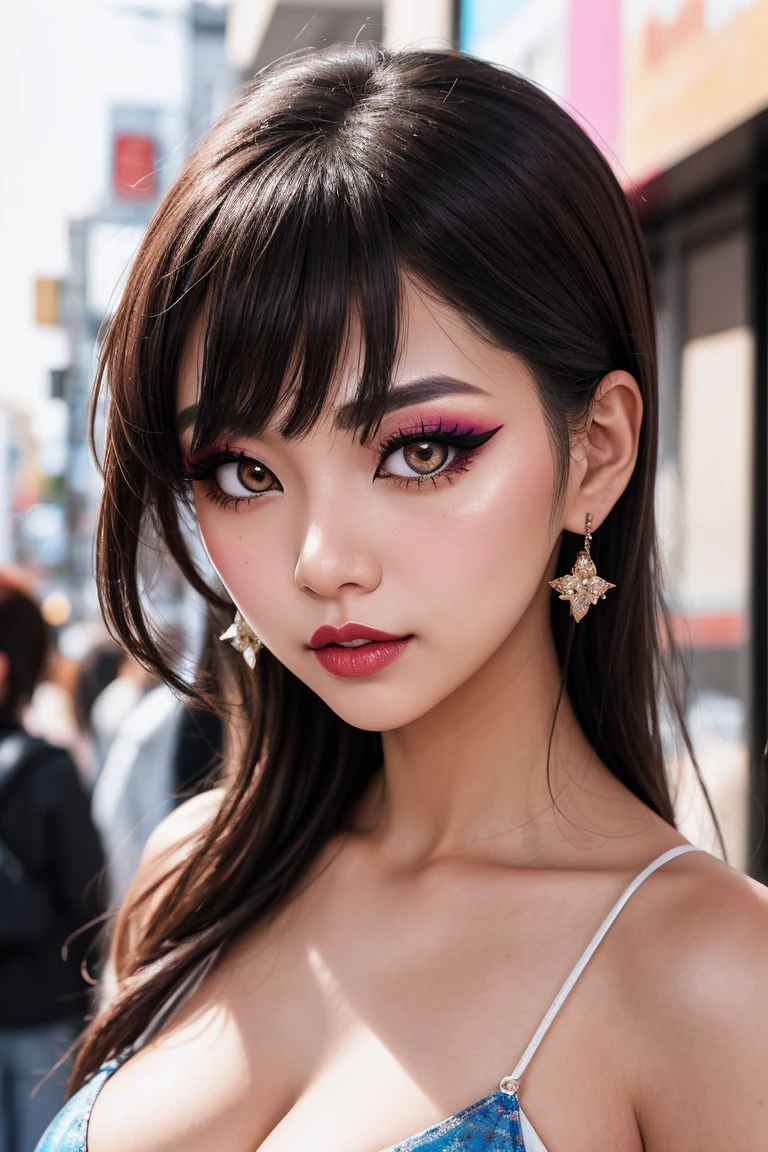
[
  {"xmin": 334, "ymin": 375, "xmax": 488, "ymax": 431},
  {"xmin": 175, "ymin": 376, "xmax": 488, "ymax": 437}
]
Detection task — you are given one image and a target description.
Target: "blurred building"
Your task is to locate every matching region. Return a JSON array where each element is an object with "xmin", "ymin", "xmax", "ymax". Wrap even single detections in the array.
[
  {"xmin": 56, "ymin": 3, "xmax": 235, "ymax": 626},
  {"xmin": 225, "ymin": 0, "xmax": 453, "ymax": 74},
  {"xmin": 0, "ymin": 1, "xmax": 233, "ymax": 641},
  {"xmin": 622, "ymin": 0, "xmax": 768, "ymax": 887}
]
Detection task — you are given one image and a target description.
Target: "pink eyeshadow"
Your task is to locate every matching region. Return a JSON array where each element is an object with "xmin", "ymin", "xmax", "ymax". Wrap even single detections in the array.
[
  {"xmin": 383, "ymin": 413, "xmax": 499, "ymax": 437},
  {"xmin": 181, "ymin": 441, "xmax": 231, "ymax": 471}
]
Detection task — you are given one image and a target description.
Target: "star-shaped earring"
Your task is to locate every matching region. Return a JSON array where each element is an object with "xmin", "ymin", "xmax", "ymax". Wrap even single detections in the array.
[
  {"xmin": 219, "ymin": 610, "xmax": 263, "ymax": 668},
  {"xmin": 549, "ymin": 513, "xmax": 615, "ymax": 623}
]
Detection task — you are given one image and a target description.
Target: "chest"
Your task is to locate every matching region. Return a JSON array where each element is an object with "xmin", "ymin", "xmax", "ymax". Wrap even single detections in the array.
[{"xmin": 87, "ymin": 870, "xmax": 643, "ymax": 1152}]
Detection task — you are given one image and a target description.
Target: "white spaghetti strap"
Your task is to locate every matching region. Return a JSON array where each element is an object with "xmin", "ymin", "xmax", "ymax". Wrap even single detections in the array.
[{"xmin": 508, "ymin": 843, "xmax": 702, "ymax": 1083}]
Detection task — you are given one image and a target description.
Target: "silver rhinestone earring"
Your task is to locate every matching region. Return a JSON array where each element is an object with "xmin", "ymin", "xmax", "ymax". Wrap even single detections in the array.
[{"xmin": 219, "ymin": 610, "xmax": 263, "ymax": 669}]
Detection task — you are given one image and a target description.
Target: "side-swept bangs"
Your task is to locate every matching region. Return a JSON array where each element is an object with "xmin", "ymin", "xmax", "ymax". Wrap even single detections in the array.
[
  {"xmin": 106, "ymin": 120, "xmax": 405, "ymax": 509},
  {"xmin": 189, "ymin": 146, "xmax": 403, "ymax": 455}
]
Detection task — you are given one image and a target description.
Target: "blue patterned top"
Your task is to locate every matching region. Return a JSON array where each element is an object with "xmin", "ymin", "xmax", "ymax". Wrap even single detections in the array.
[
  {"xmin": 384, "ymin": 1090, "xmax": 525, "ymax": 1150},
  {"xmin": 35, "ymin": 1057, "xmax": 526, "ymax": 1152},
  {"xmin": 34, "ymin": 1058, "xmax": 121, "ymax": 1152}
]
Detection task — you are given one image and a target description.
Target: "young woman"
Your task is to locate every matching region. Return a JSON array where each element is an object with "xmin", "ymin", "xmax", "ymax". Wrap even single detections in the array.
[{"xmin": 37, "ymin": 43, "xmax": 768, "ymax": 1152}]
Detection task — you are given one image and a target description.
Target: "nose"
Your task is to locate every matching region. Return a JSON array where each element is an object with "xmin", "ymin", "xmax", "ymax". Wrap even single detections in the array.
[{"xmin": 294, "ymin": 518, "xmax": 382, "ymax": 599}]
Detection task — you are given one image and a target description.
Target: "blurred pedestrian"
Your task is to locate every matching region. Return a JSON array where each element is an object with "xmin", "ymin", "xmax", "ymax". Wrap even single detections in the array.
[
  {"xmin": 71, "ymin": 642, "xmax": 122, "ymax": 765},
  {"xmin": 91, "ymin": 685, "xmax": 222, "ymax": 906},
  {"xmin": 22, "ymin": 641, "xmax": 91, "ymax": 788},
  {"xmin": 88, "ymin": 654, "xmax": 155, "ymax": 778},
  {"xmin": 0, "ymin": 573, "xmax": 105, "ymax": 1152},
  {"xmin": 90, "ymin": 683, "xmax": 178, "ymax": 906}
]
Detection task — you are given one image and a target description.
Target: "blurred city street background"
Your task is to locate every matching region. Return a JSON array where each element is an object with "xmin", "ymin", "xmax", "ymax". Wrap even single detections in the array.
[
  {"xmin": 3, "ymin": 0, "xmax": 768, "ymax": 1143},
  {"xmin": 1, "ymin": 0, "xmax": 767, "ymax": 907}
]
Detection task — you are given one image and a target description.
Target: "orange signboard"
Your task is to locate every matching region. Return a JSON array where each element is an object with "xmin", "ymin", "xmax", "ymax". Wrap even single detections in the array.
[{"xmin": 622, "ymin": 0, "xmax": 768, "ymax": 182}]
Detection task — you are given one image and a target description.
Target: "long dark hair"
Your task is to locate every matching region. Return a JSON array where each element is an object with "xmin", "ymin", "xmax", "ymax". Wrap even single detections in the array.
[{"xmin": 72, "ymin": 42, "xmax": 712, "ymax": 1088}]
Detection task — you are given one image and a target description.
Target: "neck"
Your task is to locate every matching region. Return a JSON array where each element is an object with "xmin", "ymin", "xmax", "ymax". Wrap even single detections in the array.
[{"xmin": 366, "ymin": 584, "xmax": 640, "ymax": 868}]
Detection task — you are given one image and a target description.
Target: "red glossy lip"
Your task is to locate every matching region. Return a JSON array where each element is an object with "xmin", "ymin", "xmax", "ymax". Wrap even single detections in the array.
[
  {"xmin": 312, "ymin": 637, "xmax": 412, "ymax": 678},
  {"xmin": 309, "ymin": 622, "xmax": 407, "ymax": 649},
  {"xmin": 309, "ymin": 622, "xmax": 413, "ymax": 679}
]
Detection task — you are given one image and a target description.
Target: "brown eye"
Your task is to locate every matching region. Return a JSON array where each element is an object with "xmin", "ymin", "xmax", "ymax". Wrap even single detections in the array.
[
  {"xmin": 381, "ymin": 440, "xmax": 456, "ymax": 479},
  {"xmin": 214, "ymin": 458, "xmax": 278, "ymax": 498},
  {"xmin": 236, "ymin": 459, "xmax": 274, "ymax": 492},
  {"xmin": 403, "ymin": 441, "xmax": 449, "ymax": 474}
]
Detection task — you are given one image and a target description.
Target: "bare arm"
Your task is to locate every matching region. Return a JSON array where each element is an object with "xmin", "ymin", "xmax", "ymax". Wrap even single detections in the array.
[{"xmin": 633, "ymin": 866, "xmax": 768, "ymax": 1149}]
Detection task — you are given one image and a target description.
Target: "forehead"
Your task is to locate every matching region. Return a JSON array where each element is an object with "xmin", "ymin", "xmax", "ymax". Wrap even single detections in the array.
[{"xmin": 175, "ymin": 278, "xmax": 531, "ymax": 436}]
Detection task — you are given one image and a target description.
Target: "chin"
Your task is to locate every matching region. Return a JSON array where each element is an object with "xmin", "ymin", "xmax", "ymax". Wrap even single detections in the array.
[
  {"xmin": 286, "ymin": 637, "xmax": 507, "ymax": 732},
  {"xmin": 300, "ymin": 662, "xmax": 469, "ymax": 732},
  {"xmin": 308, "ymin": 685, "xmax": 429, "ymax": 732}
]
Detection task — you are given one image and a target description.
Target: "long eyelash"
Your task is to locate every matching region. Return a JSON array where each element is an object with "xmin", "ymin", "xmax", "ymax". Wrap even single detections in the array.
[
  {"xmin": 377, "ymin": 420, "xmax": 501, "ymax": 456},
  {"xmin": 205, "ymin": 487, "xmax": 249, "ymax": 511},
  {"xmin": 376, "ymin": 420, "xmax": 501, "ymax": 489},
  {"xmin": 181, "ymin": 441, "xmax": 240, "ymax": 480},
  {"xmin": 389, "ymin": 463, "xmax": 471, "ymax": 492},
  {"xmin": 181, "ymin": 443, "xmax": 274, "ymax": 510}
]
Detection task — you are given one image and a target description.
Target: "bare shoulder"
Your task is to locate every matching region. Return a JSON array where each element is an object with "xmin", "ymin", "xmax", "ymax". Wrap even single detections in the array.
[
  {"xmin": 139, "ymin": 787, "xmax": 226, "ymax": 872},
  {"xmin": 622, "ymin": 849, "xmax": 768, "ymax": 1020},
  {"xmin": 112, "ymin": 789, "xmax": 225, "ymax": 972},
  {"xmin": 618, "ymin": 850, "xmax": 768, "ymax": 1148},
  {"xmin": 636, "ymin": 848, "xmax": 768, "ymax": 978}
]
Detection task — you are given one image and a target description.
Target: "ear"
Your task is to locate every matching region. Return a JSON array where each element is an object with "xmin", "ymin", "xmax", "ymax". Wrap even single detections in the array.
[{"xmin": 564, "ymin": 370, "xmax": 643, "ymax": 534}]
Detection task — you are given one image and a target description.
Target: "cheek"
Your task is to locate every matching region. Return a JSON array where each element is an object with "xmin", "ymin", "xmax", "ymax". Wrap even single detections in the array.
[
  {"xmin": 389, "ymin": 433, "xmax": 557, "ymax": 644},
  {"xmin": 194, "ymin": 496, "xmax": 287, "ymax": 619}
]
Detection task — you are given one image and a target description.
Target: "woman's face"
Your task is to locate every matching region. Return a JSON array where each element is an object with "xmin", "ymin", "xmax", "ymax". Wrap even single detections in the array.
[{"xmin": 177, "ymin": 280, "xmax": 566, "ymax": 732}]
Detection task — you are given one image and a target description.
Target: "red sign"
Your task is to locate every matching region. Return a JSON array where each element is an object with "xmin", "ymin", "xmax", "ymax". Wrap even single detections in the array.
[{"xmin": 113, "ymin": 134, "xmax": 157, "ymax": 200}]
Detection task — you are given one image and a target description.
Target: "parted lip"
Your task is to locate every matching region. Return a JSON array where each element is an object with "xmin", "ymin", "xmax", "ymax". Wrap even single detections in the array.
[{"xmin": 309, "ymin": 622, "xmax": 408, "ymax": 649}]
